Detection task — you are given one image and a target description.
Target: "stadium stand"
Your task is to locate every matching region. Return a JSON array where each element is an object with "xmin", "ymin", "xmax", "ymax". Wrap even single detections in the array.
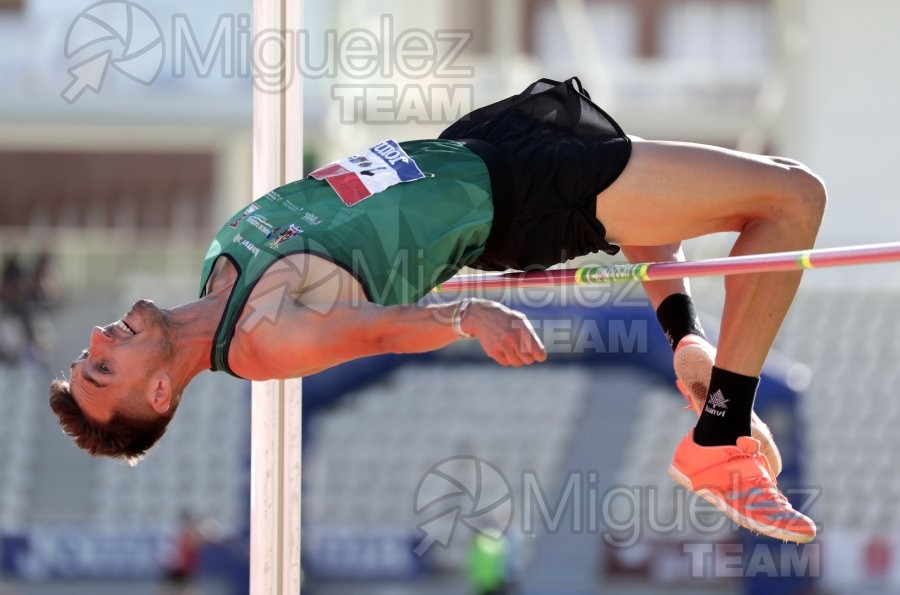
[
  {"xmin": 92, "ymin": 371, "xmax": 250, "ymax": 532},
  {"xmin": 776, "ymin": 287, "xmax": 900, "ymax": 532},
  {"xmin": 304, "ymin": 364, "xmax": 590, "ymax": 527},
  {"xmin": 0, "ymin": 365, "xmax": 40, "ymax": 531}
]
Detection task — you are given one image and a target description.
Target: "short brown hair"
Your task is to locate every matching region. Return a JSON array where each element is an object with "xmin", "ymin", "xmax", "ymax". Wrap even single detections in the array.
[{"xmin": 48, "ymin": 379, "xmax": 177, "ymax": 466}]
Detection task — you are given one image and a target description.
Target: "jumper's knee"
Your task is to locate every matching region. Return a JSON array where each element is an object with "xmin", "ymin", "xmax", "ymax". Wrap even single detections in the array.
[
  {"xmin": 761, "ymin": 160, "xmax": 827, "ymax": 236},
  {"xmin": 784, "ymin": 163, "xmax": 827, "ymax": 231}
]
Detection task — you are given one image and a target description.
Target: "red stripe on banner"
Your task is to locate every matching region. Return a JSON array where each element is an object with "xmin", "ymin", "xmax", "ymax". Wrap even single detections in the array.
[
  {"xmin": 310, "ymin": 163, "xmax": 349, "ymax": 179},
  {"xmin": 327, "ymin": 173, "xmax": 372, "ymax": 206}
]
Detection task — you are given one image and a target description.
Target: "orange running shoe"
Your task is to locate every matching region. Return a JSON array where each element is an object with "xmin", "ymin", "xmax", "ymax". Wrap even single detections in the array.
[
  {"xmin": 669, "ymin": 431, "xmax": 816, "ymax": 543},
  {"xmin": 674, "ymin": 334, "xmax": 783, "ymax": 477}
]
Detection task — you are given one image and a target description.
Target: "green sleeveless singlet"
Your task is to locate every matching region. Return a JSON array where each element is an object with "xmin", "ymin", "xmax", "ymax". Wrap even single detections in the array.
[{"xmin": 198, "ymin": 139, "xmax": 494, "ymax": 375}]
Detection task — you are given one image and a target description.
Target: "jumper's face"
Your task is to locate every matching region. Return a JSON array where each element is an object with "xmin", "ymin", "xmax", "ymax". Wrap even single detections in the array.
[{"xmin": 69, "ymin": 300, "xmax": 173, "ymax": 423}]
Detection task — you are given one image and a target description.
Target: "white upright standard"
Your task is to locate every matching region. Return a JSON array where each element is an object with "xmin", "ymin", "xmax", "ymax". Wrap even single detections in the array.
[{"xmin": 250, "ymin": 0, "xmax": 304, "ymax": 592}]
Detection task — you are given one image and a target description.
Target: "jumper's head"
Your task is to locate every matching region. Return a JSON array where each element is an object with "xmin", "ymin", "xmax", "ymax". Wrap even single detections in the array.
[{"xmin": 49, "ymin": 299, "xmax": 182, "ymax": 465}]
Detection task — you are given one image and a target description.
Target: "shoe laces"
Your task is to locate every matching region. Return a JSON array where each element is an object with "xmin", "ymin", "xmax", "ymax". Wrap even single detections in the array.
[
  {"xmin": 722, "ymin": 449, "xmax": 791, "ymax": 509},
  {"xmin": 746, "ymin": 477, "xmax": 791, "ymax": 509}
]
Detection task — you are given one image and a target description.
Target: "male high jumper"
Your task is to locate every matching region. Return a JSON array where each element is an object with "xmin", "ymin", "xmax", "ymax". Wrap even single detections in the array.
[{"xmin": 51, "ymin": 78, "xmax": 825, "ymax": 543}]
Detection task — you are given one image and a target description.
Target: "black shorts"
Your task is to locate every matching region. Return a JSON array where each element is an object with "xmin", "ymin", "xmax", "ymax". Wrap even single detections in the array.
[{"xmin": 440, "ymin": 77, "xmax": 631, "ymax": 271}]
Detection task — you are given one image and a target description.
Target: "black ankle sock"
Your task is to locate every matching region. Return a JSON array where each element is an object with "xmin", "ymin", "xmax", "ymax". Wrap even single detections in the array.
[
  {"xmin": 693, "ymin": 366, "xmax": 760, "ymax": 447},
  {"xmin": 656, "ymin": 293, "xmax": 707, "ymax": 351}
]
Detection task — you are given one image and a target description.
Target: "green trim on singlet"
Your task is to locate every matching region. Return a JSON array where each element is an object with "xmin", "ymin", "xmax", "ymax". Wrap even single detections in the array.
[{"xmin": 198, "ymin": 139, "xmax": 495, "ymax": 377}]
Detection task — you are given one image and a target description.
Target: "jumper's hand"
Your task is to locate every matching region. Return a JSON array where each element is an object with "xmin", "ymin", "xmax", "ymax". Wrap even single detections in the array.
[{"xmin": 460, "ymin": 299, "xmax": 547, "ymax": 367}]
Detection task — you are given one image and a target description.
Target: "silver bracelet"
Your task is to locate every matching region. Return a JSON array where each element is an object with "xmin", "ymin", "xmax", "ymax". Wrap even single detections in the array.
[{"xmin": 452, "ymin": 299, "xmax": 473, "ymax": 338}]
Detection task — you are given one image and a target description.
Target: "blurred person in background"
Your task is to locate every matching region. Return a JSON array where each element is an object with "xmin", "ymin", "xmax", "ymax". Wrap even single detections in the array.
[
  {"xmin": 49, "ymin": 77, "xmax": 826, "ymax": 544},
  {"xmin": 1, "ymin": 255, "xmax": 29, "ymax": 362},
  {"xmin": 0, "ymin": 254, "xmax": 53, "ymax": 366},
  {"xmin": 161, "ymin": 511, "xmax": 204, "ymax": 595},
  {"xmin": 0, "ymin": 253, "xmax": 61, "ymax": 367},
  {"xmin": 25, "ymin": 252, "xmax": 63, "ymax": 311},
  {"xmin": 466, "ymin": 531, "xmax": 511, "ymax": 595}
]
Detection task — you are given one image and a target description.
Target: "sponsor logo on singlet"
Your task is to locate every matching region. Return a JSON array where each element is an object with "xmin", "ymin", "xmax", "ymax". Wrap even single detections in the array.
[
  {"xmin": 230, "ymin": 204, "xmax": 260, "ymax": 228},
  {"xmin": 241, "ymin": 240, "xmax": 261, "ymax": 256},
  {"xmin": 302, "ymin": 211, "xmax": 324, "ymax": 226},
  {"xmin": 246, "ymin": 214, "xmax": 275, "ymax": 238},
  {"xmin": 231, "ymin": 233, "xmax": 261, "ymax": 256},
  {"xmin": 267, "ymin": 224, "xmax": 303, "ymax": 249}
]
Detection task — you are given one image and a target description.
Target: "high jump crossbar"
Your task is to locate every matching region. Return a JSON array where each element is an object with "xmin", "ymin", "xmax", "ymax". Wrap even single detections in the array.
[{"xmin": 435, "ymin": 242, "xmax": 900, "ymax": 292}]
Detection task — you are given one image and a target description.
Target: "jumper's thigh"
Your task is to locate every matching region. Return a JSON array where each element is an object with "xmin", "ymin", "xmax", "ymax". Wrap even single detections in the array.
[{"xmin": 595, "ymin": 139, "xmax": 824, "ymax": 246}]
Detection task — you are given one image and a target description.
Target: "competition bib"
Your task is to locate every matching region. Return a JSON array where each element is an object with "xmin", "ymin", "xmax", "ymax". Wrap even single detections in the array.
[{"xmin": 309, "ymin": 139, "xmax": 426, "ymax": 207}]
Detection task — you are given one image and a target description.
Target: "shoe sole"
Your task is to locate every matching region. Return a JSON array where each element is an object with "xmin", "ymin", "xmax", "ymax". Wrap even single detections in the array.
[
  {"xmin": 668, "ymin": 464, "xmax": 814, "ymax": 544},
  {"xmin": 675, "ymin": 341, "xmax": 783, "ymax": 477}
]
